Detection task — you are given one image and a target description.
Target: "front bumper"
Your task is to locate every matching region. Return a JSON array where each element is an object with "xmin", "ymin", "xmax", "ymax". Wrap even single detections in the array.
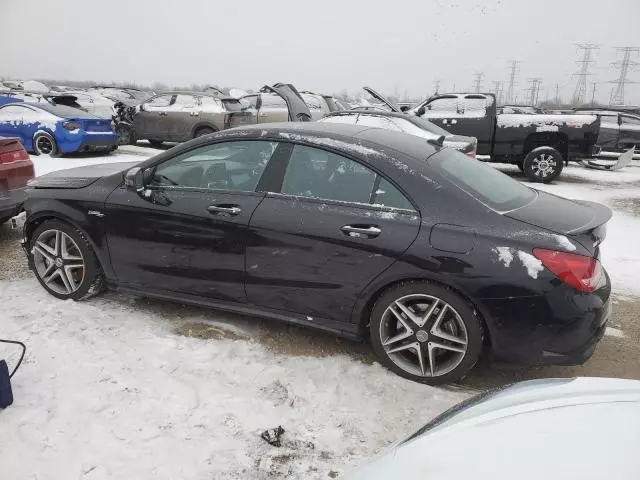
[
  {"xmin": 0, "ymin": 186, "xmax": 27, "ymax": 221},
  {"xmin": 481, "ymin": 272, "xmax": 611, "ymax": 367}
]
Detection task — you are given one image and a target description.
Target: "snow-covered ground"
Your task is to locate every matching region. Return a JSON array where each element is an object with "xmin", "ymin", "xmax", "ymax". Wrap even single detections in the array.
[{"xmin": 2, "ymin": 150, "xmax": 640, "ymax": 479}]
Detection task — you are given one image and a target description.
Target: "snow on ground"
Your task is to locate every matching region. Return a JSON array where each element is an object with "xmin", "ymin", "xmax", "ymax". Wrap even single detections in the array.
[
  {"xmin": 0, "ymin": 280, "xmax": 466, "ymax": 479},
  {"xmin": 3, "ymin": 151, "xmax": 640, "ymax": 478}
]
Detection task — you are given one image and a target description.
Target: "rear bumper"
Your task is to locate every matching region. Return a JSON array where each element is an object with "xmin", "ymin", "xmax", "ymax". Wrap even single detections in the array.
[
  {"xmin": 481, "ymin": 271, "xmax": 611, "ymax": 366},
  {"xmin": 0, "ymin": 186, "xmax": 27, "ymax": 220},
  {"xmin": 58, "ymin": 132, "xmax": 119, "ymax": 153}
]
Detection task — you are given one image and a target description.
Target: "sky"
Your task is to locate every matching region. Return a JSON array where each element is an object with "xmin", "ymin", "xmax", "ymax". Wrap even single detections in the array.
[{"xmin": 1, "ymin": 0, "xmax": 639, "ymax": 103}]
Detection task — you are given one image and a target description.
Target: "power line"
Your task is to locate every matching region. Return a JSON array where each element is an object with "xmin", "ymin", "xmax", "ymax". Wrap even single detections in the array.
[
  {"xmin": 472, "ymin": 72, "xmax": 484, "ymax": 93},
  {"xmin": 609, "ymin": 47, "xmax": 639, "ymax": 105},
  {"xmin": 572, "ymin": 44, "xmax": 599, "ymax": 105},
  {"xmin": 505, "ymin": 61, "xmax": 519, "ymax": 104}
]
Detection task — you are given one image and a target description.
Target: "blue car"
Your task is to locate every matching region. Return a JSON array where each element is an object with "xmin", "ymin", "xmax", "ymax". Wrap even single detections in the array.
[{"xmin": 0, "ymin": 102, "xmax": 118, "ymax": 156}]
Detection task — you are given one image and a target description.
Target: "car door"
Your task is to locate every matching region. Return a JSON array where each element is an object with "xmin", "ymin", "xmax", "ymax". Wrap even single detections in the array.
[
  {"xmin": 245, "ymin": 143, "xmax": 421, "ymax": 324},
  {"xmin": 593, "ymin": 114, "xmax": 620, "ymax": 153},
  {"xmin": 257, "ymin": 94, "xmax": 289, "ymax": 123},
  {"xmin": 134, "ymin": 94, "xmax": 174, "ymax": 140},
  {"xmin": 0, "ymin": 105, "xmax": 24, "ymax": 141},
  {"xmin": 418, "ymin": 94, "xmax": 494, "ymax": 153},
  {"xmin": 165, "ymin": 94, "xmax": 199, "ymax": 141},
  {"xmin": 619, "ymin": 115, "xmax": 640, "ymax": 154},
  {"xmin": 104, "ymin": 139, "xmax": 283, "ymax": 303}
]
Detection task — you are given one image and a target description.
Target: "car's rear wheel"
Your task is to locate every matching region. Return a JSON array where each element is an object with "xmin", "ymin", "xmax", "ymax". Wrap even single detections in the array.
[
  {"xmin": 370, "ymin": 282, "xmax": 483, "ymax": 385},
  {"xmin": 33, "ymin": 132, "xmax": 59, "ymax": 157},
  {"xmin": 522, "ymin": 147, "xmax": 563, "ymax": 183},
  {"xmin": 194, "ymin": 127, "xmax": 215, "ymax": 138},
  {"xmin": 29, "ymin": 220, "xmax": 105, "ymax": 301}
]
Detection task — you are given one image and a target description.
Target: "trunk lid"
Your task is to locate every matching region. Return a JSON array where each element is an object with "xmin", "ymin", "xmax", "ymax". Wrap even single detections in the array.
[
  {"xmin": 0, "ymin": 136, "xmax": 34, "ymax": 190},
  {"xmin": 505, "ymin": 190, "xmax": 612, "ymax": 252},
  {"xmin": 362, "ymin": 86, "xmax": 402, "ymax": 113},
  {"xmin": 80, "ymin": 118, "xmax": 114, "ymax": 132}
]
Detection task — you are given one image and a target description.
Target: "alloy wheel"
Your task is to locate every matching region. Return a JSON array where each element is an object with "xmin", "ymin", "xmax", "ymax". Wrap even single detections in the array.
[
  {"xmin": 36, "ymin": 136, "xmax": 54, "ymax": 155},
  {"xmin": 530, "ymin": 153, "xmax": 557, "ymax": 178},
  {"xmin": 379, "ymin": 294, "xmax": 468, "ymax": 378},
  {"xmin": 32, "ymin": 229, "xmax": 85, "ymax": 295}
]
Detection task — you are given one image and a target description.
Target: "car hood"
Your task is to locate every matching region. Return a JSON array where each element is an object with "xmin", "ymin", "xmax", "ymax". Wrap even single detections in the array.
[
  {"xmin": 345, "ymin": 378, "xmax": 640, "ymax": 480},
  {"xmin": 28, "ymin": 161, "xmax": 139, "ymax": 189}
]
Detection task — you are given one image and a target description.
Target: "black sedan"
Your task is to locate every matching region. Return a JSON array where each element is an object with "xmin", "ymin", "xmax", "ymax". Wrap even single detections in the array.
[{"xmin": 22, "ymin": 123, "xmax": 612, "ymax": 384}]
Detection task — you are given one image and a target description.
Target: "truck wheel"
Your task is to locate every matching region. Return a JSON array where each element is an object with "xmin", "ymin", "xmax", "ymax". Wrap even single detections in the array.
[{"xmin": 522, "ymin": 147, "xmax": 563, "ymax": 183}]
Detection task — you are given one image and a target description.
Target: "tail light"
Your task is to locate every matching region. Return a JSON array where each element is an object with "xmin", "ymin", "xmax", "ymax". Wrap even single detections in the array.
[
  {"xmin": 63, "ymin": 121, "xmax": 81, "ymax": 131},
  {"xmin": 533, "ymin": 248, "xmax": 603, "ymax": 293},
  {"xmin": 0, "ymin": 147, "xmax": 29, "ymax": 164},
  {"xmin": 465, "ymin": 151, "xmax": 476, "ymax": 158}
]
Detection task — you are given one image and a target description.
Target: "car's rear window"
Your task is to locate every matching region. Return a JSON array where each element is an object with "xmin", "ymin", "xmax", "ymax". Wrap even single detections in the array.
[{"xmin": 430, "ymin": 150, "xmax": 536, "ymax": 212}]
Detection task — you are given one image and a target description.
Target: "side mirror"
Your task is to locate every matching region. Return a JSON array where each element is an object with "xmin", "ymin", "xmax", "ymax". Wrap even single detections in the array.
[
  {"xmin": 415, "ymin": 106, "xmax": 426, "ymax": 116},
  {"xmin": 124, "ymin": 167, "xmax": 144, "ymax": 191},
  {"xmin": 255, "ymin": 95, "xmax": 262, "ymax": 110}
]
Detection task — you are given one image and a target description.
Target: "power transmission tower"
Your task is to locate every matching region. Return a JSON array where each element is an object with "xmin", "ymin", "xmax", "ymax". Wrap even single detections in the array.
[
  {"xmin": 433, "ymin": 79, "xmax": 441, "ymax": 95},
  {"xmin": 526, "ymin": 78, "xmax": 543, "ymax": 106},
  {"xmin": 555, "ymin": 84, "xmax": 560, "ymax": 105},
  {"xmin": 472, "ymin": 72, "xmax": 484, "ymax": 93},
  {"xmin": 609, "ymin": 47, "xmax": 639, "ymax": 105},
  {"xmin": 591, "ymin": 82, "xmax": 597, "ymax": 104},
  {"xmin": 491, "ymin": 81, "xmax": 504, "ymax": 104},
  {"xmin": 572, "ymin": 44, "xmax": 599, "ymax": 105},
  {"xmin": 505, "ymin": 61, "xmax": 519, "ymax": 104}
]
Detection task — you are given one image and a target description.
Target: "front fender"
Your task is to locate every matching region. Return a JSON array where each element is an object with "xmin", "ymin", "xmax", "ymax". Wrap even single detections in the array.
[{"xmin": 24, "ymin": 201, "xmax": 115, "ymax": 280}]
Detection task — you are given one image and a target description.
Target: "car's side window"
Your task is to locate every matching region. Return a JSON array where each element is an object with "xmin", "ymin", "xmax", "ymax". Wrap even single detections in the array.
[
  {"xmin": 621, "ymin": 115, "xmax": 640, "ymax": 127},
  {"xmin": 373, "ymin": 178, "xmax": 414, "ymax": 210},
  {"xmin": 170, "ymin": 95, "xmax": 198, "ymax": 110},
  {"xmin": 150, "ymin": 141, "xmax": 279, "ymax": 192},
  {"xmin": 281, "ymin": 145, "xmax": 414, "ymax": 211},
  {"xmin": 145, "ymin": 95, "xmax": 174, "ymax": 110}
]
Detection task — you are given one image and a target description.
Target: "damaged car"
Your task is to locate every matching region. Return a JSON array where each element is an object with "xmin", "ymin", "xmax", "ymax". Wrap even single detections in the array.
[
  {"xmin": 322, "ymin": 87, "xmax": 477, "ymax": 157},
  {"xmin": 574, "ymin": 109, "xmax": 640, "ymax": 166},
  {"xmin": 114, "ymin": 91, "xmax": 254, "ymax": 147}
]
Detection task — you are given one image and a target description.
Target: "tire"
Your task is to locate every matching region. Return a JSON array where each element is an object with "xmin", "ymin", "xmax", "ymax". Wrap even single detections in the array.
[
  {"xmin": 522, "ymin": 147, "xmax": 564, "ymax": 183},
  {"xmin": 194, "ymin": 127, "xmax": 215, "ymax": 138},
  {"xmin": 148, "ymin": 140, "xmax": 164, "ymax": 148},
  {"xmin": 28, "ymin": 220, "xmax": 105, "ymax": 301},
  {"xmin": 370, "ymin": 281, "xmax": 483, "ymax": 385},
  {"xmin": 32, "ymin": 131, "xmax": 59, "ymax": 157},
  {"xmin": 116, "ymin": 124, "xmax": 136, "ymax": 145}
]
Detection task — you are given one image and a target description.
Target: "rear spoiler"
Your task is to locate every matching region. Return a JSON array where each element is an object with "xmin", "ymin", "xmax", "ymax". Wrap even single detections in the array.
[{"xmin": 427, "ymin": 136, "xmax": 445, "ymax": 147}]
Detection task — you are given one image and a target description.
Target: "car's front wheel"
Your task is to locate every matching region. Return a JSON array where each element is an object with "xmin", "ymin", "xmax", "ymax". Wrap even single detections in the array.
[
  {"xmin": 29, "ymin": 220, "xmax": 105, "ymax": 301},
  {"xmin": 370, "ymin": 282, "xmax": 483, "ymax": 385},
  {"xmin": 522, "ymin": 147, "xmax": 563, "ymax": 183},
  {"xmin": 33, "ymin": 131, "xmax": 59, "ymax": 157}
]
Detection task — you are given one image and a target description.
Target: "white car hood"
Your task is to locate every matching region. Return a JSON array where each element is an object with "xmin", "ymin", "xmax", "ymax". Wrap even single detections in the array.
[{"xmin": 346, "ymin": 378, "xmax": 640, "ymax": 480}]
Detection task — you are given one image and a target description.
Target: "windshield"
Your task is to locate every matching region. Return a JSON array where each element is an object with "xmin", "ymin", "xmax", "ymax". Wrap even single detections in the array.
[{"xmin": 430, "ymin": 149, "xmax": 536, "ymax": 212}]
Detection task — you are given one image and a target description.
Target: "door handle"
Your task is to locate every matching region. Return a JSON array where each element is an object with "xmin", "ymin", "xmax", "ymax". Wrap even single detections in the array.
[
  {"xmin": 341, "ymin": 225, "xmax": 382, "ymax": 238},
  {"xmin": 441, "ymin": 119, "xmax": 449, "ymax": 125},
  {"xmin": 450, "ymin": 119, "xmax": 458, "ymax": 125},
  {"xmin": 207, "ymin": 205, "xmax": 242, "ymax": 215}
]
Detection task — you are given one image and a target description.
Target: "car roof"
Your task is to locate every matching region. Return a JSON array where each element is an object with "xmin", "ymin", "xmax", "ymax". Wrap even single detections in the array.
[
  {"xmin": 20, "ymin": 101, "xmax": 102, "ymax": 119},
  {"xmin": 225, "ymin": 122, "xmax": 440, "ymax": 160}
]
